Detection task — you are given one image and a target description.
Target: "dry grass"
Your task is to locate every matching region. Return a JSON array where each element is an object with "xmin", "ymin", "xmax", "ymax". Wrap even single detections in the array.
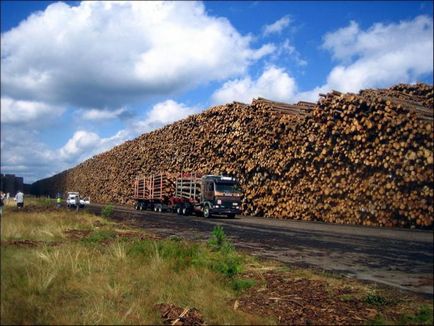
[{"xmin": 1, "ymin": 204, "xmax": 271, "ymax": 325}]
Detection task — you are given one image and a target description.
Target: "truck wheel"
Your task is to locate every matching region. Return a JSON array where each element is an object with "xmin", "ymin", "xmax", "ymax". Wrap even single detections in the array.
[
  {"xmin": 135, "ymin": 203, "xmax": 140, "ymax": 210},
  {"xmin": 139, "ymin": 203, "xmax": 144, "ymax": 211},
  {"xmin": 176, "ymin": 205, "xmax": 182, "ymax": 215},
  {"xmin": 158, "ymin": 205, "xmax": 163, "ymax": 213},
  {"xmin": 154, "ymin": 205, "xmax": 158, "ymax": 212},
  {"xmin": 182, "ymin": 207, "xmax": 188, "ymax": 216},
  {"xmin": 227, "ymin": 214, "xmax": 236, "ymax": 219},
  {"xmin": 204, "ymin": 206, "xmax": 212, "ymax": 218}
]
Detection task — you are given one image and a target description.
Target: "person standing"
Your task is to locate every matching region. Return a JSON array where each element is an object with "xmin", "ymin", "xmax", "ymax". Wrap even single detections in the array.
[
  {"xmin": 15, "ymin": 190, "xmax": 24, "ymax": 209},
  {"xmin": 0, "ymin": 192, "xmax": 5, "ymax": 216},
  {"xmin": 75, "ymin": 194, "xmax": 80, "ymax": 212},
  {"xmin": 56, "ymin": 196, "xmax": 62, "ymax": 208}
]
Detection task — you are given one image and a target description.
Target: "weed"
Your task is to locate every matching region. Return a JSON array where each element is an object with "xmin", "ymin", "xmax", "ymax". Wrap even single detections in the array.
[
  {"xmin": 208, "ymin": 225, "xmax": 232, "ymax": 253},
  {"xmin": 399, "ymin": 305, "xmax": 433, "ymax": 325},
  {"xmin": 231, "ymin": 278, "xmax": 255, "ymax": 293},
  {"xmin": 364, "ymin": 293, "xmax": 388, "ymax": 306},
  {"xmin": 339, "ymin": 294, "xmax": 355, "ymax": 302},
  {"xmin": 82, "ymin": 230, "xmax": 116, "ymax": 244},
  {"xmin": 101, "ymin": 204, "xmax": 114, "ymax": 218}
]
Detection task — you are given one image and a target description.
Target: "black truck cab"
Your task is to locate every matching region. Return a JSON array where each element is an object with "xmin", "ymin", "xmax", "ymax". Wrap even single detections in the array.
[{"xmin": 201, "ymin": 175, "xmax": 242, "ymax": 218}]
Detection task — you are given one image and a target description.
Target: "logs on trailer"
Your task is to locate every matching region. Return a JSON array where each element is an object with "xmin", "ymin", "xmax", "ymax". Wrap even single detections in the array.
[{"xmin": 31, "ymin": 83, "xmax": 434, "ymax": 228}]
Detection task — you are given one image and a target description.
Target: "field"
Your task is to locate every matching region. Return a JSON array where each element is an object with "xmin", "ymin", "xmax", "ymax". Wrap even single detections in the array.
[{"xmin": 1, "ymin": 198, "xmax": 432, "ymax": 325}]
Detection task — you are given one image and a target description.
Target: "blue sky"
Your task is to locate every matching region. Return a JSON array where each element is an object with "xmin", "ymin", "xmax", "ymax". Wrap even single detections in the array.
[{"xmin": 1, "ymin": 1, "xmax": 433, "ymax": 183}]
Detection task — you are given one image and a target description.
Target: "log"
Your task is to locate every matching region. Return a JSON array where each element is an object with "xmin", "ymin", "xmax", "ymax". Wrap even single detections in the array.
[{"xmin": 31, "ymin": 83, "xmax": 434, "ymax": 228}]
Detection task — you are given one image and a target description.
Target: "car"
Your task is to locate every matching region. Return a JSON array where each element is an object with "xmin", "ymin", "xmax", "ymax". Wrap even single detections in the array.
[{"xmin": 66, "ymin": 192, "xmax": 87, "ymax": 208}]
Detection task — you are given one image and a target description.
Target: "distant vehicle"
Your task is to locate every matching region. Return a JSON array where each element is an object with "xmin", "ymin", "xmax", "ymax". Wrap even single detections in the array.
[
  {"xmin": 133, "ymin": 172, "xmax": 242, "ymax": 218},
  {"xmin": 66, "ymin": 192, "xmax": 89, "ymax": 208},
  {"xmin": 80, "ymin": 197, "xmax": 91, "ymax": 205}
]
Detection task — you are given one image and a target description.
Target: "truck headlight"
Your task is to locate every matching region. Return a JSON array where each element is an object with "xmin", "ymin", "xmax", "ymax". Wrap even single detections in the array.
[{"xmin": 233, "ymin": 202, "xmax": 239, "ymax": 206}]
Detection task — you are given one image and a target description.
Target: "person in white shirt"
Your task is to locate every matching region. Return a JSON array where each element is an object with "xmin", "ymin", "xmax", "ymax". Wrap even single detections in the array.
[{"xmin": 15, "ymin": 191, "xmax": 24, "ymax": 209}]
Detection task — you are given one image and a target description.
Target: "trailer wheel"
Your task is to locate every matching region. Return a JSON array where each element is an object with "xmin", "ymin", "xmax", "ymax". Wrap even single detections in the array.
[
  {"xmin": 135, "ymin": 202, "xmax": 140, "ymax": 210},
  {"xmin": 203, "ymin": 205, "xmax": 212, "ymax": 218},
  {"xmin": 176, "ymin": 205, "xmax": 182, "ymax": 215},
  {"xmin": 158, "ymin": 205, "xmax": 163, "ymax": 213},
  {"xmin": 139, "ymin": 203, "xmax": 144, "ymax": 211},
  {"xmin": 182, "ymin": 207, "xmax": 188, "ymax": 216}
]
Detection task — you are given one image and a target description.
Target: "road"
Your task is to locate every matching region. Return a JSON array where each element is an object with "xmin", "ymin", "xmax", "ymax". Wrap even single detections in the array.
[{"xmin": 87, "ymin": 204, "xmax": 433, "ymax": 296}]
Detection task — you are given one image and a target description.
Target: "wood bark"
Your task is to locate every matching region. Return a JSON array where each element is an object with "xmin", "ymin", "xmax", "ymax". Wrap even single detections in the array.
[{"xmin": 31, "ymin": 83, "xmax": 434, "ymax": 228}]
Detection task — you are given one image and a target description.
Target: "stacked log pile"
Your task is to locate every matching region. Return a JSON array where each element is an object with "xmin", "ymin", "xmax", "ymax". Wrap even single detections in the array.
[{"xmin": 32, "ymin": 83, "xmax": 433, "ymax": 228}]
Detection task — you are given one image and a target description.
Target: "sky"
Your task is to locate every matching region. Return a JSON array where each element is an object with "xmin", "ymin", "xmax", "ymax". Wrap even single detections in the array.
[{"xmin": 1, "ymin": 1, "xmax": 433, "ymax": 184}]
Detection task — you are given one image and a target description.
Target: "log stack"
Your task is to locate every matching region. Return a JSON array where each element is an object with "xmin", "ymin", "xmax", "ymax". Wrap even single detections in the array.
[{"xmin": 31, "ymin": 83, "xmax": 433, "ymax": 228}]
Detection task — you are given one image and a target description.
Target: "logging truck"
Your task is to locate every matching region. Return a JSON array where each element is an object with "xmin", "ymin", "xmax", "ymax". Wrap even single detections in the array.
[{"xmin": 133, "ymin": 173, "xmax": 242, "ymax": 218}]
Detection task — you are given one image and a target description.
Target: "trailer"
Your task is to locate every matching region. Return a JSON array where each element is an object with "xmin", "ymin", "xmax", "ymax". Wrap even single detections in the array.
[{"xmin": 133, "ymin": 172, "xmax": 242, "ymax": 218}]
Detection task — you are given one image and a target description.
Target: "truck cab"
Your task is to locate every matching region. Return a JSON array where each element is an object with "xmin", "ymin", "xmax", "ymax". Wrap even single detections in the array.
[{"xmin": 201, "ymin": 175, "xmax": 242, "ymax": 218}]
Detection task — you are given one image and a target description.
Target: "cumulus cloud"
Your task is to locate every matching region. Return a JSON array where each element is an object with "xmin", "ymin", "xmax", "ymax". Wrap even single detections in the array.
[
  {"xmin": 1, "ymin": 1, "xmax": 274, "ymax": 110},
  {"xmin": 212, "ymin": 66, "xmax": 297, "ymax": 104},
  {"xmin": 0, "ymin": 127, "xmax": 58, "ymax": 182},
  {"xmin": 320, "ymin": 15, "xmax": 433, "ymax": 92},
  {"xmin": 276, "ymin": 39, "xmax": 307, "ymax": 66},
  {"xmin": 1, "ymin": 97, "xmax": 64, "ymax": 125},
  {"xmin": 58, "ymin": 129, "xmax": 130, "ymax": 163},
  {"xmin": 132, "ymin": 100, "xmax": 200, "ymax": 134},
  {"xmin": 1, "ymin": 99, "xmax": 198, "ymax": 182},
  {"xmin": 81, "ymin": 108, "xmax": 131, "ymax": 121},
  {"xmin": 263, "ymin": 15, "xmax": 292, "ymax": 36}
]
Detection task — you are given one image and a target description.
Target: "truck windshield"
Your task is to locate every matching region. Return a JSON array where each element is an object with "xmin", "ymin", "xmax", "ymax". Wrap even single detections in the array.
[{"xmin": 215, "ymin": 183, "xmax": 241, "ymax": 193}]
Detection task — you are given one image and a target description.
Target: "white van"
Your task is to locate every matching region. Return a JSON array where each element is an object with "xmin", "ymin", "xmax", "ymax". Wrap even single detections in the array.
[{"xmin": 66, "ymin": 192, "xmax": 83, "ymax": 208}]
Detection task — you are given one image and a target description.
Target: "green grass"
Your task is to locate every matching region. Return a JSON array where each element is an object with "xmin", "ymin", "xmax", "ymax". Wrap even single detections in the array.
[
  {"xmin": 399, "ymin": 305, "xmax": 433, "ymax": 325},
  {"xmin": 1, "ymin": 200, "xmax": 432, "ymax": 326},
  {"xmin": 101, "ymin": 204, "xmax": 114, "ymax": 218},
  {"xmin": 0, "ymin": 204, "xmax": 271, "ymax": 325}
]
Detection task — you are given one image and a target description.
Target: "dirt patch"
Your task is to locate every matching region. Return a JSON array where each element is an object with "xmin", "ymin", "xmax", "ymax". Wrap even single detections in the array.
[
  {"xmin": 63, "ymin": 229, "xmax": 92, "ymax": 239},
  {"xmin": 236, "ymin": 271, "xmax": 383, "ymax": 325},
  {"xmin": 117, "ymin": 231, "xmax": 162, "ymax": 241},
  {"xmin": 1, "ymin": 239, "xmax": 61, "ymax": 248},
  {"xmin": 155, "ymin": 303, "xmax": 205, "ymax": 325},
  {"xmin": 93, "ymin": 220, "xmax": 106, "ymax": 228}
]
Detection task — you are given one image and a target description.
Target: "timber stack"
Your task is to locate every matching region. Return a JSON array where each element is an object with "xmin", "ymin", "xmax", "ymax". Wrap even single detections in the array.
[{"xmin": 32, "ymin": 83, "xmax": 433, "ymax": 228}]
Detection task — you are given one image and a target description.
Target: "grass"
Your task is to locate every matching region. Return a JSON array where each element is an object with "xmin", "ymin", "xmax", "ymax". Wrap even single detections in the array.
[
  {"xmin": 1, "ymin": 199, "xmax": 432, "ymax": 325},
  {"xmin": 0, "ymin": 201, "xmax": 271, "ymax": 325}
]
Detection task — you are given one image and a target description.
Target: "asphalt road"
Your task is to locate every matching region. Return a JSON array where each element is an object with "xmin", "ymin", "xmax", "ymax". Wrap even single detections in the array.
[{"xmin": 87, "ymin": 204, "xmax": 433, "ymax": 296}]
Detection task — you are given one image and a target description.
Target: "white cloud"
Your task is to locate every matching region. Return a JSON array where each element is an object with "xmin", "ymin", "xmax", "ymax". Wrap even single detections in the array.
[
  {"xmin": 132, "ymin": 100, "xmax": 200, "ymax": 134},
  {"xmin": 59, "ymin": 130, "xmax": 101, "ymax": 161},
  {"xmin": 0, "ymin": 127, "xmax": 58, "ymax": 182},
  {"xmin": 1, "ymin": 1, "xmax": 274, "ymax": 110},
  {"xmin": 277, "ymin": 39, "xmax": 307, "ymax": 66},
  {"xmin": 263, "ymin": 15, "xmax": 291, "ymax": 36},
  {"xmin": 1, "ymin": 97, "xmax": 63, "ymax": 124},
  {"xmin": 1, "ymin": 99, "xmax": 199, "ymax": 182},
  {"xmin": 212, "ymin": 66, "xmax": 297, "ymax": 104},
  {"xmin": 320, "ymin": 15, "xmax": 433, "ymax": 92},
  {"xmin": 81, "ymin": 108, "xmax": 129, "ymax": 121}
]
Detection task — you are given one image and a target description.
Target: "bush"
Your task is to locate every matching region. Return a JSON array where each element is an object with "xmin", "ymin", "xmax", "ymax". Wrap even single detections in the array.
[
  {"xmin": 208, "ymin": 225, "xmax": 233, "ymax": 253},
  {"xmin": 101, "ymin": 204, "xmax": 113, "ymax": 218},
  {"xmin": 364, "ymin": 293, "xmax": 388, "ymax": 306}
]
